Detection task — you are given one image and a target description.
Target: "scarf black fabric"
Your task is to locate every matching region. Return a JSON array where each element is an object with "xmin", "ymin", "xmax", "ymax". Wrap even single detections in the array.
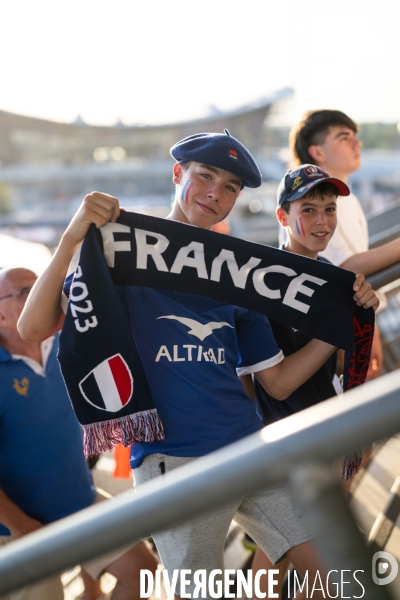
[{"xmin": 58, "ymin": 212, "xmax": 374, "ymax": 475}]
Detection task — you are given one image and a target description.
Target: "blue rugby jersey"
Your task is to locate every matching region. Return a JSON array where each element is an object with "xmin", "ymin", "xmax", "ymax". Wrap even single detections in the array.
[{"xmin": 63, "ymin": 278, "xmax": 283, "ymax": 467}]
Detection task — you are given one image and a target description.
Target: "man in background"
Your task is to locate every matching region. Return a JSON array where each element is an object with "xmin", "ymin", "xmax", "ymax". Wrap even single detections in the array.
[
  {"xmin": 0, "ymin": 267, "xmax": 157, "ymax": 600},
  {"xmin": 288, "ymin": 109, "xmax": 400, "ymax": 379}
]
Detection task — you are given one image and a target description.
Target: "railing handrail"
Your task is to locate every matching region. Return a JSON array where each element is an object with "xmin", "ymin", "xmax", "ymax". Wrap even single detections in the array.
[
  {"xmin": 0, "ymin": 369, "xmax": 400, "ymax": 596},
  {"xmin": 367, "ymin": 262, "xmax": 400, "ymax": 289}
]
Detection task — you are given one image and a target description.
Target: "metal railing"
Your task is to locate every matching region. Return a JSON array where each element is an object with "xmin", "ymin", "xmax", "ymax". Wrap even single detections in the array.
[
  {"xmin": 365, "ymin": 202, "xmax": 400, "ymax": 289},
  {"xmin": 378, "ymin": 280, "xmax": 400, "ymax": 373},
  {"xmin": 367, "ymin": 263, "xmax": 400, "ymax": 290},
  {"xmin": 0, "ymin": 370, "xmax": 400, "ymax": 598},
  {"xmin": 367, "ymin": 202, "xmax": 400, "ymax": 248}
]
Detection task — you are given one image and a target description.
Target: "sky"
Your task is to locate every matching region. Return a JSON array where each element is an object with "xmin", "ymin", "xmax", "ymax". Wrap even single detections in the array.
[{"xmin": 1, "ymin": 0, "xmax": 399, "ymax": 127}]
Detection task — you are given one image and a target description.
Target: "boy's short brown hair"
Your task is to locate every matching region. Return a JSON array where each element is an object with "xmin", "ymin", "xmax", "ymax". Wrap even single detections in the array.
[{"xmin": 289, "ymin": 110, "xmax": 358, "ymax": 167}]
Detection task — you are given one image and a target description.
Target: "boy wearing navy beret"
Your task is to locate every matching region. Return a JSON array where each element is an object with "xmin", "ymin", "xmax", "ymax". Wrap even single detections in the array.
[{"xmin": 19, "ymin": 132, "xmax": 378, "ymax": 599}]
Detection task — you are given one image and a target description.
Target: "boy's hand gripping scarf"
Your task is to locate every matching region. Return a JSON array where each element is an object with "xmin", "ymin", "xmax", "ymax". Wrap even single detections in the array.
[{"xmin": 58, "ymin": 212, "xmax": 374, "ymax": 478}]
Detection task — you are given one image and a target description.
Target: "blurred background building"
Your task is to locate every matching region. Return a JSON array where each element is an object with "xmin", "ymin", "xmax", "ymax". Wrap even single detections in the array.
[{"xmin": 0, "ymin": 87, "xmax": 399, "ymax": 253}]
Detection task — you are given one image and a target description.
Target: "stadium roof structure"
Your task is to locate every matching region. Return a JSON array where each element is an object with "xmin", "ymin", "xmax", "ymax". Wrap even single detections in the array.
[{"xmin": 0, "ymin": 88, "xmax": 293, "ymax": 167}]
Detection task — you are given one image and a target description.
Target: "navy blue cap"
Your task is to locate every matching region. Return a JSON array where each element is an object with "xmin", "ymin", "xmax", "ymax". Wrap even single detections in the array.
[
  {"xmin": 277, "ymin": 164, "xmax": 350, "ymax": 206},
  {"xmin": 170, "ymin": 130, "xmax": 262, "ymax": 189}
]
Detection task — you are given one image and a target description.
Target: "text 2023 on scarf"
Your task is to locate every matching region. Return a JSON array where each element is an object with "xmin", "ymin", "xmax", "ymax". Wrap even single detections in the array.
[{"xmin": 58, "ymin": 212, "xmax": 374, "ymax": 477}]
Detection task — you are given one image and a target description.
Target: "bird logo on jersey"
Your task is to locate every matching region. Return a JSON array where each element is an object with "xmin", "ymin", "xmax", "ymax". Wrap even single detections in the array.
[{"xmin": 157, "ymin": 315, "xmax": 233, "ymax": 341}]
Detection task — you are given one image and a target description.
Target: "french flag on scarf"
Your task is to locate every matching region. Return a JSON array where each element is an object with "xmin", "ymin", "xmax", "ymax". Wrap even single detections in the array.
[
  {"xmin": 79, "ymin": 354, "xmax": 133, "ymax": 412},
  {"xmin": 58, "ymin": 221, "xmax": 165, "ymax": 458}
]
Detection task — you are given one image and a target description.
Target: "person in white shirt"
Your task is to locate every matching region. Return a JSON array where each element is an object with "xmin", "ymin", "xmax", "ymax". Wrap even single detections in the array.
[{"xmin": 287, "ymin": 109, "xmax": 400, "ymax": 379}]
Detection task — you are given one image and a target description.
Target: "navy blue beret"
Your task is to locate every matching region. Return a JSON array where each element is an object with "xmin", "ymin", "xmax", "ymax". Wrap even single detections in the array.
[{"xmin": 170, "ymin": 130, "xmax": 262, "ymax": 189}]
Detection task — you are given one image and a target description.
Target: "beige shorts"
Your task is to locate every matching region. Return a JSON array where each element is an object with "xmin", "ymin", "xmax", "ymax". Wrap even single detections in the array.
[{"xmin": 134, "ymin": 453, "xmax": 312, "ymax": 598}]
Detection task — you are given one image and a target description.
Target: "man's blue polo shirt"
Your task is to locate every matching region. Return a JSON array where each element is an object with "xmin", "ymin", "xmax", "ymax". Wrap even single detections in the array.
[{"xmin": 0, "ymin": 337, "xmax": 95, "ymax": 536}]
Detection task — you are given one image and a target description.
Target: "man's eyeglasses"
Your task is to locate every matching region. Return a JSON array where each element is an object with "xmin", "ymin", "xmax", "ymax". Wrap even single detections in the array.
[{"xmin": 0, "ymin": 287, "xmax": 32, "ymax": 302}]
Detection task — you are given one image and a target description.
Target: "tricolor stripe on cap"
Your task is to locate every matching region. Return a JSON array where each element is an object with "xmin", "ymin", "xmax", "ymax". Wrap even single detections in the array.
[{"xmin": 79, "ymin": 354, "xmax": 133, "ymax": 412}]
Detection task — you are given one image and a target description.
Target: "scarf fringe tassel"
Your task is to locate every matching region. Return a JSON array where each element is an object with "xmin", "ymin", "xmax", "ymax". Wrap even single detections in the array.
[
  {"xmin": 341, "ymin": 451, "xmax": 363, "ymax": 481},
  {"xmin": 83, "ymin": 409, "xmax": 165, "ymax": 458}
]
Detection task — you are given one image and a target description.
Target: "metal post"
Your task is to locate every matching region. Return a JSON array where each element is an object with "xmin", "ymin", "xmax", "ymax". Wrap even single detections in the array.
[{"xmin": 291, "ymin": 463, "xmax": 395, "ymax": 600}]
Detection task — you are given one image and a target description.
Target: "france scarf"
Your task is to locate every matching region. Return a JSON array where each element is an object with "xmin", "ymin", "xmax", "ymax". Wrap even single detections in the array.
[{"xmin": 58, "ymin": 212, "xmax": 374, "ymax": 476}]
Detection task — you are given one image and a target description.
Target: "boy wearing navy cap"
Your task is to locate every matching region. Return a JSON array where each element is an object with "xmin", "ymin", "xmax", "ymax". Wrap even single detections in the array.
[
  {"xmin": 275, "ymin": 164, "xmax": 349, "ymax": 259},
  {"xmin": 249, "ymin": 165, "xmax": 352, "ymax": 593},
  {"xmin": 19, "ymin": 133, "xmax": 378, "ymax": 599},
  {"xmin": 253, "ymin": 163, "xmax": 354, "ymax": 432}
]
